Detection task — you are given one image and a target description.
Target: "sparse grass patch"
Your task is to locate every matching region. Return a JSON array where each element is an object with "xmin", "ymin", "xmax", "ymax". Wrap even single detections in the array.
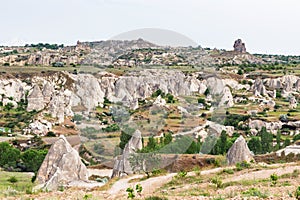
[
  {"xmin": 0, "ymin": 171, "xmax": 35, "ymax": 198},
  {"xmin": 242, "ymin": 188, "xmax": 268, "ymax": 198}
]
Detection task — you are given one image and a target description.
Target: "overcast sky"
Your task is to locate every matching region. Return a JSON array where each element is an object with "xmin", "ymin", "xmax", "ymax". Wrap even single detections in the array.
[{"xmin": 1, "ymin": 0, "xmax": 299, "ymax": 55}]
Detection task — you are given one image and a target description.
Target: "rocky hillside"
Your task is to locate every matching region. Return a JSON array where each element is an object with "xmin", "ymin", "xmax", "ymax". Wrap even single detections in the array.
[{"xmin": 0, "ymin": 39, "xmax": 276, "ymax": 67}]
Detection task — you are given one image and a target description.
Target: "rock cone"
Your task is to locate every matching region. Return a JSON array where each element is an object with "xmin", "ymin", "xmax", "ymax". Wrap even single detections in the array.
[
  {"xmin": 111, "ymin": 130, "xmax": 142, "ymax": 178},
  {"xmin": 36, "ymin": 135, "xmax": 88, "ymax": 191},
  {"xmin": 226, "ymin": 135, "xmax": 254, "ymax": 165}
]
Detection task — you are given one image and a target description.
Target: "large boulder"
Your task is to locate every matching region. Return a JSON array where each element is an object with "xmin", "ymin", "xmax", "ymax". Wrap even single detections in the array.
[
  {"xmin": 36, "ymin": 135, "xmax": 89, "ymax": 191},
  {"xmin": 111, "ymin": 130, "xmax": 143, "ymax": 178},
  {"xmin": 226, "ymin": 136, "xmax": 254, "ymax": 165}
]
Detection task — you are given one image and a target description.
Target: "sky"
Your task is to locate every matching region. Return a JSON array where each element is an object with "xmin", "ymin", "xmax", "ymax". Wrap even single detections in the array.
[{"xmin": 1, "ymin": 0, "xmax": 300, "ymax": 55}]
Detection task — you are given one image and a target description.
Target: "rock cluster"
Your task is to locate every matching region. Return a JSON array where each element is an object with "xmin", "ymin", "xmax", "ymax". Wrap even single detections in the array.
[
  {"xmin": 233, "ymin": 39, "xmax": 246, "ymax": 53},
  {"xmin": 36, "ymin": 135, "xmax": 89, "ymax": 191},
  {"xmin": 226, "ymin": 136, "xmax": 254, "ymax": 165}
]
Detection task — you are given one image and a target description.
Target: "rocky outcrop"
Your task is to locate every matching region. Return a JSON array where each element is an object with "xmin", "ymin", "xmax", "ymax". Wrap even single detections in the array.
[
  {"xmin": 233, "ymin": 39, "xmax": 246, "ymax": 53},
  {"xmin": 111, "ymin": 130, "xmax": 143, "ymax": 178},
  {"xmin": 23, "ymin": 120, "xmax": 52, "ymax": 136},
  {"xmin": 36, "ymin": 135, "xmax": 89, "ymax": 191},
  {"xmin": 289, "ymin": 96, "xmax": 298, "ymax": 109},
  {"xmin": 252, "ymin": 78, "xmax": 268, "ymax": 97},
  {"xmin": 249, "ymin": 119, "xmax": 283, "ymax": 134},
  {"xmin": 219, "ymin": 87, "xmax": 234, "ymax": 107},
  {"xmin": 153, "ymin": 95, "xmax": 166, "ymax": 107},
  {"xmin": 27, "ymin": 85, "xmax": 45, "ymax": 111},
  {"xmin": 276, "ymin": 144, "xmax": 300, "ymax": 156},
  {"xmin": 226, "ymin": 136, "xmax": 254, "ymax": 165}
]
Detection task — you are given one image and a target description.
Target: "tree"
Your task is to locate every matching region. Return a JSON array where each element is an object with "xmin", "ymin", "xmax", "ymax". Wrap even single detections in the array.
[
  {"xmin": 211, "ymin": 130, "xmax": 227, "ymax": 155},
  {"xmin": 204, "ymin": 88, "xmax": 210, "ymax": 96},
  {"xmin": 259, "ymin": 127, "xmax": 273, "ymax": 153},
  {"xmin": 0, "ymin": 142, "xmax": 20, "ymax": 169},
  {"xmin": 248, "ymin": 137, "xmax": 262, "ymax": 155},
  {"xmin": 283, "ymin": 138, "xmax": 291, "ymax": 147},
  {"xmin": 163, "ymin": 132, "xmax": 172, "ymax": 145},
  {"xmin": 237, "ymin": 69, "xmax": 244, "ymax": 75},
  {"xmin": 21, "ymin": 149, "xmax": 47, "ymax": 172},
  {"xmin": 275, "ymin": 131, "xmax": 281, "ymax": 150},
  {"xmin": 119, "ymin": 126, "xmax": 135, "ymax": 149}
]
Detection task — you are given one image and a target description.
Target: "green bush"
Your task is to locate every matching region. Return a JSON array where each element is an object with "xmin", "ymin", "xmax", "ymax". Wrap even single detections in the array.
[
  {"xmin": 102, "ymin": 124, "xmax": 120, "ymax": 132},
  {"xmin": 7, "ymin": 176, "xmax": 18, "ymax": 184},
  {"xmin": 270, "ymin": 173, "xmax": 278, "ymax": 186},
  {"xmin": 242, "ymin": 188, "xmax": 268, "ymax": 198},
  {"xmin": 295, "ymin": 186, "xmax": 300, "ymax": 199},
  {"xmin": 211, "ymin": 176, "xmax": 222, "ymax": 189}
]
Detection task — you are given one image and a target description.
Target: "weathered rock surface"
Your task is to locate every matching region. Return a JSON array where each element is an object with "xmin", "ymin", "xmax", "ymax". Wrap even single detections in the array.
[
  {"xmin": 219, "ymin": 87, "xmax": 234, "ymax": 107},
  {"xmin": 289, "ymin": 96, "xmax": 298, "ymax": 109},
  {"xmin": 252, "ymin": 78, "xmax": 268, "ymax": 97},
  {"xmin": 276, "ymin": 144, "xmax": 300, "ymax": 156},
  {"xmin": 27, "ymin": 85, "xmax": 45, "ymax": 111},
  {"xmin": 226, "ymin": 135, "xmax": 254, "ymax": 165},
  {"xmin": 36, "ymin": 135, "xmax": 89, "ymax": 191},
  {"xmin": 23, "ymin": 120, "xmax": 52, "ymax": 136},
  {"xmin": 233, "ymin": 39, "xmax": 246, "ymax": 53},
  {"xmin": 111, "ymin": 130, "xmax": 143, "ymax": 178}
]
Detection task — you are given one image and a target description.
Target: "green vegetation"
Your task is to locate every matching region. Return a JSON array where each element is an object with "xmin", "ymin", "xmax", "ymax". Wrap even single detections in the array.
[
  {"xmin": 295, "ymin": 186, "xmax": 300, "ymax": 200},
  {"xmin": 102, "ymin": 124, "xmax": 120, "ymax": 132},
  {"xmin": 126, "ymin": 184, "xmax": 143, "ymax": 199},
  {"xmin": 242, "ymin": 188, "xmax": 268, "ymax": 198},
  {"xmin": 0, "ymin": 171, "xmax": 35, "ymax": 198},
  {"xmin": 270, "ymin": 173, "xmax": 278, "ymax": 186},
  {"xmin": 211, "ymin": 176, "xmax": 223, "ymax": 189},
  {"xmin": 248, "ymin": 127, "xmax": 273, "ymax": 154},
  {"xmin": 0, "ymin": 142, "xmax": 47, "ymax": 173},
  {"xmin": 25, "ymin": 43, "xmax": 64, "ymax": 50},
  {"xmin": 235, "ymin": 161, "xmax": 251, "ymax": 171}
]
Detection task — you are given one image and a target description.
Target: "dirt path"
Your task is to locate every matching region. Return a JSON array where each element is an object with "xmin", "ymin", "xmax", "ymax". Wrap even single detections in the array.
[
  {"xmin": 224, "ymin": 164, "xmax": 300, "ymax": 183},
  {"xmin": 108, "ymin": 167, "xmax": 228, "ymax": 196},
  {"xmin": 108, "ymin": 162, "xmax": 300, "ymax": 198}
]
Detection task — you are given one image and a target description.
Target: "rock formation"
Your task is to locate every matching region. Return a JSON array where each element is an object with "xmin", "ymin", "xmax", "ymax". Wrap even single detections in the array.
[
  {"xmin": 36, "ymin": 135, "xmax": 89, "ymax": 191},
  {"xmin": 219, "ymin": 87, "xmax": 234, "ymax": 107},
  {"xmin": 226, "ymin": 135, "xmax": 254, "ymax": 165},
  {"xmin": 252, "ymin": 78, "xmax": 268, "ymax": 97},
  {"xmin": 276, "ymin": 144, "xmax": 300, "ymax": 156},
  {"xmin": 233, "ymin": 39, "xmax": 246, "ymax": 53},
  {"xmin": 111, "ymin": 130, "xmax": 143, "ymax": 178},
  {"xmin": 289, "ymin": 96, "xmax": 298, "ymax": 109},
  {"xmin": 27, "ymin": 85, "xmax": 45, "ymax": 111}
]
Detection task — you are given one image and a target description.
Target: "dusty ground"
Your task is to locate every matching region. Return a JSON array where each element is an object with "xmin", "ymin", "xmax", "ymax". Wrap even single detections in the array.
[{"xmin": 9, "ymin": 162, "xmax": 300, "ymax": 200}]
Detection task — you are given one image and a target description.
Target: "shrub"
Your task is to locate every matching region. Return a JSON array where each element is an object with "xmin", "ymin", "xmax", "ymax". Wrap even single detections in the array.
[
  {"xmin": 7, "ymin": 176, "xmax": 18, "ymax": 184},
  {"xmin": 211, "ymin": 176, "xmax": 222, "ymax": 189},
  {"xmin": 242, "ymin": 188, "xmax": 268, "ymax": 198},
  {"xmin": 126, "ymin": 187, "xmax": 135, "ymax": 199},
  {"xmin": 236, "ymin": 161, "xmax": 250, "ymax": 171},
  {"xmin": 295, "ymin": 186, "xmax": 300, "ymax": 199},
  {"xmin": 176, "ymin": 170, "xmax": 187, "ymax": 178},
  {"xmin": 270, "ymin": 173, "xmax": 278, "ymax": 186},
  {"xmin": 223, "ymin": 168, "xmax": 234, "ymax": 174}
]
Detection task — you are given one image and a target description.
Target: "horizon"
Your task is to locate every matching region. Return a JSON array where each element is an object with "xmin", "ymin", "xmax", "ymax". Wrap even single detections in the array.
[{"xmin": 1, "ymin": 0, "xmax": 300, "ymax": 55}]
